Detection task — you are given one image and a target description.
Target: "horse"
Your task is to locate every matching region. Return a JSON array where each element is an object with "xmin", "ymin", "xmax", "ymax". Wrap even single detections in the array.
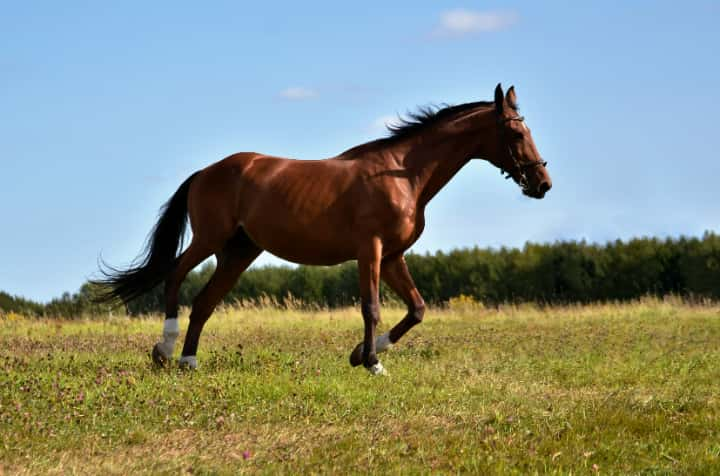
[{"xmin": 97, "ymin": 84, "xmax": 552, "ymax": 375}]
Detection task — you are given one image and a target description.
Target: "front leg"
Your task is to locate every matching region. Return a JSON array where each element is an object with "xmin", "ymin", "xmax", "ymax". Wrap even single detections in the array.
[
  {"xmin": 350, "ymin": 254, "xmax": 425, "ymax": 367},
  {"xmin": 355, "ymin": 237, "xmax": 386, "ymax": 375}
]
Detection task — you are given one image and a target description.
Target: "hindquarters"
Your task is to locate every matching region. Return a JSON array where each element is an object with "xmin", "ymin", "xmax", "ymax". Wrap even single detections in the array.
[{"xmin": 95, "ymin": 152, "xmax": 262, "ymax": 307}]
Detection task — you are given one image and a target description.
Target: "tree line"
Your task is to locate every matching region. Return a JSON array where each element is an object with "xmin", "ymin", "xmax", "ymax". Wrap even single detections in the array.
[{"xmin": 1, "ymin": 232, "xmax": 718, "ymax": 318}]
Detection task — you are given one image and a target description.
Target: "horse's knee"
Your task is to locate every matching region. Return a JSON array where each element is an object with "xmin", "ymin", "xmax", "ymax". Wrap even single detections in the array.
[{"xmin": 410, "ymin": 301, "xmax": 426, "ymax": 324}]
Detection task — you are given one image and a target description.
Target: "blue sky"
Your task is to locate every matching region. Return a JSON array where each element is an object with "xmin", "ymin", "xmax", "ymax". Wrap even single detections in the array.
[{"xmin": 1, "ymin": 1, "xmax": 718, "ymax": 302}]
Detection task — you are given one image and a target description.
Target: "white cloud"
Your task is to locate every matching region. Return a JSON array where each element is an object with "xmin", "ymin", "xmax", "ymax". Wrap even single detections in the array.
[
  {"xmin": 433, "ymin": 9, "xmax": 518, "ymax": 38},
  {"xmin": 279, "ymin": 87, "xmax": 317, "ymax": 100}
]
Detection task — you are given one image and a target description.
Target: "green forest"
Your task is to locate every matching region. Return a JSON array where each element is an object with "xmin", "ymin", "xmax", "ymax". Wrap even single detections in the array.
[{"xmin": 2, "ymin": 233, "xmax": 718, "ymax": 318}]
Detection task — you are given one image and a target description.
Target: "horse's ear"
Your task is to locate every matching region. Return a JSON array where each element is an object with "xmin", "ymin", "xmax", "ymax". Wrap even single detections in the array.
[
  {"xmin": 506, "ymin": 86, "xmax": 517, "ymax": 110},
  {"xmin": 494, "ymin": 83, "xmax": 504, "ymax": 115}
]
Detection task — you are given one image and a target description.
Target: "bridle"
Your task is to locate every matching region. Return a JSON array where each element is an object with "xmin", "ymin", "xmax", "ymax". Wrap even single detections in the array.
[{"xmin": 498, "ymin": 115, "xmax": 548, "ymax": 189}]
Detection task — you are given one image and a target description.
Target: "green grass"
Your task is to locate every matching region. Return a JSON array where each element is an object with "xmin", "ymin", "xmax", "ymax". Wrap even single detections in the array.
[{"xmin": 1, "ymin": 299, "xmax": 720, "ymax": 474}]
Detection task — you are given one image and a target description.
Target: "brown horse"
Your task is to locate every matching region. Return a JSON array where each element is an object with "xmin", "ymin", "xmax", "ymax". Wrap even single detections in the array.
[{"xmin": 98, "ymin": 84, "xmax": 551, "ymax": 374}]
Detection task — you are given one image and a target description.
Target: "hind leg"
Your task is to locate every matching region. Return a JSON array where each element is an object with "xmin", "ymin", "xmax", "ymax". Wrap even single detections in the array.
[
  {"xmin": 153, "ymin": 240, "xmax": 214, "ymax": 365},
  {"xmin": 178, "ymin": 230, "xmax": 261, "ymax": 369}
]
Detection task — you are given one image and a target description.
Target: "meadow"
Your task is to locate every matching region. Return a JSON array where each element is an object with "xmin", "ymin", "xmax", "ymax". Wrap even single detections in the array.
[{"xmin": 1, "ymin": 298, "xmax": 719, "ymax": 474}]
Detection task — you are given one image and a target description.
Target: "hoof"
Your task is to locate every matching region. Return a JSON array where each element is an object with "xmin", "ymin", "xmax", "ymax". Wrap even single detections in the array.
[
  {"xmin": 349, "ymin": 342, "xmax": 364, "ymax": 367},
  {"xmin": 151, "ymin": 343, "xmax": 169, "ymax": 367}
]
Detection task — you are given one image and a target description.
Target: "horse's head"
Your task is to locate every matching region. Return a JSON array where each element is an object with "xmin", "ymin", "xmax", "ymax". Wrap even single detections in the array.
[{"xmin": 489, "ymin": 84, "xmax": 552, "ymax": 199}]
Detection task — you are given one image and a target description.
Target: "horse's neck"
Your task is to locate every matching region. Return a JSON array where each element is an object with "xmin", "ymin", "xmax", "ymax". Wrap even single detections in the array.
[{"xmin": 400, "ymin": 117, "xmax": 493, "ymax": 208}]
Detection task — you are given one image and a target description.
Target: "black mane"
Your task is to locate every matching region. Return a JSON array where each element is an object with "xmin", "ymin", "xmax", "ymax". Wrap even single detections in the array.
[
  {"xmin": 339, "ymin": 100, "xmax": 501, "ymax": 158},
  {"xmin": 386, "ymin": 101, "xmax": 495, "ymax": 140}
]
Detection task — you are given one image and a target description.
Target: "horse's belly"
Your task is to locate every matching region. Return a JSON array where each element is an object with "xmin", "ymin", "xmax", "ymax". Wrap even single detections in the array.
[{"xmin": 241, "ymin": 220, "xmax": 356, "ymax": 266}]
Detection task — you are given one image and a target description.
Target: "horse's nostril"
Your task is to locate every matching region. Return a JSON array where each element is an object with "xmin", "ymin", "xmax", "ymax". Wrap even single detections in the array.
[{"xmin": 538, "ymin": 181, "xmax": 551, "ymax": 194}]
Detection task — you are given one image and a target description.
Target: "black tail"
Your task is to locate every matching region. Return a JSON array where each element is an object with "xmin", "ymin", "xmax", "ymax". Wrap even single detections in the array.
[{"xmin": 95, "ymin": 172, "xmax": 200, "ymax": 304}]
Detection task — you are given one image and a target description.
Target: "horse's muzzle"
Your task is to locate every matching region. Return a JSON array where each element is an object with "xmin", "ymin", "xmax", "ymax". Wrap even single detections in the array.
[{"xmin": 524, "ymin": 180, "xmax": 551, "ymax": 199}]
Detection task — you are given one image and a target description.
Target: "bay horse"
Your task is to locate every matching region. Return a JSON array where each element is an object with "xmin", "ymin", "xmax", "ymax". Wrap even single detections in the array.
[{"xmin": 98, "ymin": 84, "xmax": 551, "ymax": 375}]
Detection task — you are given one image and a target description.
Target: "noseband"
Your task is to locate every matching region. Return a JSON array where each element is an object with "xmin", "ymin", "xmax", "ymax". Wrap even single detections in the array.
[{"xmin": 498, "ymin": 116, "xmax": 548, "ymax": 188}]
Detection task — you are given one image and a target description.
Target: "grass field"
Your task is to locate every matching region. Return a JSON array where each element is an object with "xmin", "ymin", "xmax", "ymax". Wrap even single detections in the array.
[{"xmin": 1, "ymin": 299, "xmax": 719, "ymax": 475}]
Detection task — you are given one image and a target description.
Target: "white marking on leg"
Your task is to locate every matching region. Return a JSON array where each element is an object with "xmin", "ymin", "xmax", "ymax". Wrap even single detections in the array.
[
  {"xmin": 356, "ymin": 332, "xmax": 394, "ymax": 357},
  {"xmin": 376, "ymin": 332, "xmax": 393, "ymax": 353},
  {"xmin": 156, "ymin": 318, "xmax": 179, "ymax": 359},
  {"xmin": 178, "ymin": 355, "xmax": 197, "ymax": 369},
  {"xmin": 368, "ymin": 362, "xmax": 386, "ymax": 376}
]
